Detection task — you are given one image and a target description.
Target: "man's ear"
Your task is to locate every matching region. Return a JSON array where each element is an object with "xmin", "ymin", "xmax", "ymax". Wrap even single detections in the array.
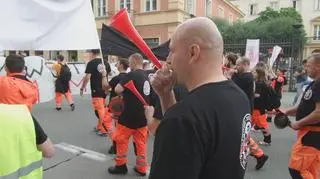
[
  {"xmin": 5, "ymin": 66, "xmax": 8, "ymax": 73},
  {"xmin": 189, "ymin": 44, "xmax": 200, "ymax": 64}
]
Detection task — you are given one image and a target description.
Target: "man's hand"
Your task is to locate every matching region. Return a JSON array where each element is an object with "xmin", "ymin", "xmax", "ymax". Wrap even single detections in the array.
[
  {"xmin": 144, "ymin": 106, "xmax": 155, "ymax": 123},
  {"xmin": 98, "ymin": 64, "xmax": 107, "ymax": 77},
  {"xmin": 290, "ymin": 121, "xmax": 300, "ymax": 130},
  {"xmin": 151, "ymin": 65, "xmax": 175, "ymax": 96}
]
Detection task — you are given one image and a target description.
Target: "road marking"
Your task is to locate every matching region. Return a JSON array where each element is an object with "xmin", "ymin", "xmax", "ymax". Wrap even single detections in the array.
[{"xmin": 55, "ymin": 142, "xmax": 112, "ymax": 162}]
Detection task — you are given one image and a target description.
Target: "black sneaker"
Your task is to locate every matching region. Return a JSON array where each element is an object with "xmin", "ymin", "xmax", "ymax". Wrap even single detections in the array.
[
  {"xmin": 256, "ymin": 155, "xmax": 269, "ymax": 170},
  {"xmin": 133, "ymin": 167, "xmax": 146, "ymax": 176},
  {"xmin": 70, "ymin": 104, "xmax": 75, "ymax": 111},
  {"xmin": 108, "ymin": 165, "xmax": 128, "ymax": 175},
  {"xmin": 108, "ymin": 145, "xmax": 116, "ymax": 155},
  {"xmin": 56, "ymin": 107, "xmax": 62, "ymax": 111}
]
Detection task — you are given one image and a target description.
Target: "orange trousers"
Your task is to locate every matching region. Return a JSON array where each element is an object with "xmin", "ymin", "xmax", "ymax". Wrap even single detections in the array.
[
  {"xmin": 113, "ymin": 124, "xmax": 148, "ymax": 173},
  {"xmin": 92, "ymin": 98, "xmax": 113, "ymax": 134},
  {"xmin": 249, "ymin": 137, "xmax": 264, "ymax": 158},
  {"xmin": 252, "ymin": 109, "xmax": 269, "ymax": 130},
  {"xmin": 289, "ymin": 127, "xmax": 320, "ymax": 179},
  {"xmin": 55, "ymin": 91, "xmax": 73, "ymax": 108}
]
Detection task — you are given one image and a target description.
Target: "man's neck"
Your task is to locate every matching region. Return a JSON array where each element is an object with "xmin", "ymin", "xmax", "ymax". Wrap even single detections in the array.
[{"xmin": 186, "ymin": 71, "xmax": 227, "ymax": 92}]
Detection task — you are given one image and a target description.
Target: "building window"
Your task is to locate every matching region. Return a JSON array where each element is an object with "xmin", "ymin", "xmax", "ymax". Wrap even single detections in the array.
[
  {"xmin": 249, "ymin": 4, "xmax": 258, "ymax": 15},
  {"xmin": 120, "ymin": 0, "xmax": 131, "ymax": 10},
  {"xmin": 313, "ymin": 25, "xmax": 320, "ymax": 40},
  {"xmin": 68, "ymin": 51, "xmax": 78, "ymax": 62},
  {"xmin": 229, "ymin": 14, "xmax": 233, "ymax": 23},
  {"xmin": 270, "ymin": 1, "xmax": 279, "ymax": 9},
  {"xmin": 205, "ymin": 0, "xmax": 212, "ymax": 17},
  {"xmin": 315, "ymin": 0, "xmax": 320, "ymax": 10},
  {"xmin": 218, "ymin": 7, "xmax": 224, "ymax": 18},
  {"xmin": 146, "ymin": 0, "xmax": 157, "ymax": 12},
  {"xmin": 185, "ymin": 0, "xmax": 195, "ymax": 15},
  {"xmin": 144, "ymin": 38, "xmax": 159, "ymax": 48},
  {"xmin": 97, "ymin": 0, "xmax": 106, "ymax": 17},
  {"xmin": 293, "ymin": 0, "xmax": 297, "ymax": 8}
]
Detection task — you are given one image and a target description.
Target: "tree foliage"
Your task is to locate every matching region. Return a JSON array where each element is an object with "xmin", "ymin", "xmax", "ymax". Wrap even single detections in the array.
[{"xmin": 212, "ymin": 8, "xmax": 306, "ymax": 44}]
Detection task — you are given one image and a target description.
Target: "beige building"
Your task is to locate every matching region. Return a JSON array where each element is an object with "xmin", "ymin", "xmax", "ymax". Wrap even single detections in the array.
[
  {"xmin": 94, "ymin": 0, "xmax": 244, "ymax": 47},
  {"xmin": 229, "ymin": 0, "xmax": 320, "ymax": 58}
]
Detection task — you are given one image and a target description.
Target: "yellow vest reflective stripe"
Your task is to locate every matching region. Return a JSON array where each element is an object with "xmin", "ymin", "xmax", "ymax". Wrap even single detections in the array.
[
  {"xmin": 0, "ymin": 104, "xmax": 43, "ymax": 179},
  {"xmin": 0, "ymin": 160, "xmax": 42, "ymax": 179}
]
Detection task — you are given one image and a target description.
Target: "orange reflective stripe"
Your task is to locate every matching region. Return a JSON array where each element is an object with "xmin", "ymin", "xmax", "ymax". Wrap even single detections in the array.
[
  {"xmin": 299, "ymin": 126, "xmax": 320, "ymax": 132},
  {"xmin": 116, "ymin": 155, "xmax": 126, "ymax": 158}
]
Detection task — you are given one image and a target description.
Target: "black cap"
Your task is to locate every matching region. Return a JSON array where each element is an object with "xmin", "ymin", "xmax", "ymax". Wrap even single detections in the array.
[{"xmin": 86, "ymin": 49, "xmax": 100, "ymax": 54}]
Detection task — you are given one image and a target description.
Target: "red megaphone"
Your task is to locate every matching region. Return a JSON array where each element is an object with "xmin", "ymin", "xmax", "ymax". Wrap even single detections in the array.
[
  {"xmin": 124, "ymin": 80, "xmax": 148, "ymax": 106},
  {"xmin": 109, "ymin": 8, "xmax": 162, "ymax": 69}
]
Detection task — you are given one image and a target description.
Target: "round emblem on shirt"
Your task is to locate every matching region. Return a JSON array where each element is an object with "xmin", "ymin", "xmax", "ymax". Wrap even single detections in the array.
[
  {"xmin": 239, "ymin": 114, "xmax": 251, "ymax": 170},
  {"xmin": 143, "ymin": 81, "xmax": 150, "ymax": 96},
  {"xmin": 304, "ymin": 89, "xmax": 312, "ymax": 100}
]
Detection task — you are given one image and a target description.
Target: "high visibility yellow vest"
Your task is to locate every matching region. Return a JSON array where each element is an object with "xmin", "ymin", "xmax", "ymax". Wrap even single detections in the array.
[{"xmin": 0, "ymin": 104, "xmax": 43, "ymax": 179}]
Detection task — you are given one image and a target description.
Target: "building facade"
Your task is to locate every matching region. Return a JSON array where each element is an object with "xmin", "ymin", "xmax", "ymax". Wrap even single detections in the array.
[
  {"xmin": 94, "ymin": 0, "xmax": 244, "ymax": 47},
  {"xmin": 3, "ymin": 0, "xmax": 244, "ymax": 61},
  {"xmin": 229, "ymin": 0, "xmax": 320, "ymax": 58}
]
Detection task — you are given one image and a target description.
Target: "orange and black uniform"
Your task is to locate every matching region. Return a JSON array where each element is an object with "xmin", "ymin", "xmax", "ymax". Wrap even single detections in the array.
[
  {"xmin": 271, "ymin": 73, "xmax": 287, "ymax": 99},
  {"xmin": 85, "ymin": 58, "xmax": 112, "ymax": 134},
  {"xmin": 53, "ymin": 63, "xmax": 74, "ymax": 109},
  {"xmin": 232, "ymin": 72, "xmax": 268, "ymax": 166},
  {"xmin": 253, "ymin": 81, "xmax": 271, "ymax": 143},
  {"xmin": 0, "ymin": 73, "xmax": 38, "ymax": 111},
  {"xmin": 289, "ymin": 80, "xmax": 320, "ymax": 179},
  {"xmin": 113, "ymin": 69, "xmax": 151, "ymax": 174}
]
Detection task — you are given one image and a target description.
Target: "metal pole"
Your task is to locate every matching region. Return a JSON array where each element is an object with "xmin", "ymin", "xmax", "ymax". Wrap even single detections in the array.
[{"xmin": 289, "ymin": 35, "xmax": 295, "ymax": 92}]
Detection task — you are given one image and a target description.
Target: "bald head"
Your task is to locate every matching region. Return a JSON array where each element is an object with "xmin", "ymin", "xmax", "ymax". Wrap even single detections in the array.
[
  {"xmin": 174, "ymin": 17, "xmax": 224, "ymax": 59},
  {"xmin": 167, "ymin": 17, "xmax": 226, "ymax": 90}
]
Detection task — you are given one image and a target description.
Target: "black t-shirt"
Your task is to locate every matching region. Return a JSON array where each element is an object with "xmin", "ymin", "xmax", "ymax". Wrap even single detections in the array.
[
  {"xmin": 232, "ymin": 72, "xmax": 254, "ymax": 112},
  {"xmin": 150, "ymin": 81, "xmax": 251, "ymax": 179},
  {"xmin": 153, "ymin": 84, "xmax": 189, "ymax": 120},
  {"xmin": 296, "ymin": 81, "xmax": 320, "ymax": 126},
  {"xmin": 32, "ymin": 116, "xmax": 48, "ymax": 145},
  {"xmin": 119, "ymin": 69, "xmax": 151, "ymax": 129},
  {"xmin": 85, "ymin": 58, "xmax": 110, "ymax": 98},
  {"xmin": 109, "ymin": 73, "xmax": 127, "ymax": 100},
  {"xmin": 253, "ymin": 81, "xmax": 269, "ymax": 114}
]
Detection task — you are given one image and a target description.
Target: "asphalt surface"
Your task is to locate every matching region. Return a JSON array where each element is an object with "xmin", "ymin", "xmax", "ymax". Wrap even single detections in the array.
[{"xmin": 33, "ymin": 92, "xmax": 297, "ymax": 179}]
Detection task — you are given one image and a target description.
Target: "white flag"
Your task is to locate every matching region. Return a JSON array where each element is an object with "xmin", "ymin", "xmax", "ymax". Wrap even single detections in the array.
[
  {"xmin": 245, "ymin": 39, "xmax": 260, "ymax": 69},
  {"xmin": 0, "ymin": 0, "xmax": 100, "ymax": 50},
  {"xmin": 268, "ymin": 46, "xmax": 282, "ymax": 68}
]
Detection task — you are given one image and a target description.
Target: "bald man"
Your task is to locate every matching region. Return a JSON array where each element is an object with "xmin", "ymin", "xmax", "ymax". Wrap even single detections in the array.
[{"xmin": 145, "ymin": 17, "xmax": 251, "ymax": 179}]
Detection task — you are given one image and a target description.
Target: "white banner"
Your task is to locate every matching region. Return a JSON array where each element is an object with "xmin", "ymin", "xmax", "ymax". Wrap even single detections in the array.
[
  {"xmin": 0, "ymin": 0, "xmax": 99, "ymax": 50},
  {"xmin": 245, "ymin": 39, "xmax": 260, "ymax": 69},
  {"xmin": 268, "ymin": 45, "xmax": 282, "ymax": 68}
]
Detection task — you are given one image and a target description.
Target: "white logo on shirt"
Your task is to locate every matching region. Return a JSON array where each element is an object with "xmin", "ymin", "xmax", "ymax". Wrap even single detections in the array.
[
  {"xmin": 304, "ymin": 88, "xmax": 312, "ymax": 100},
  {"xmin": 239, "ymin": 114, "xmax": 251, "ymax": 170},
  {"xmin": 143, "ymin": 81, "xmax": 150, "ymax": 96}
]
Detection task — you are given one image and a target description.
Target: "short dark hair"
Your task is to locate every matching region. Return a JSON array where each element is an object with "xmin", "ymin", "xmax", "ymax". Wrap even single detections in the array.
[
  {"xmin": 226, "ymin": 52, "xmax": 238, "ymax": 66},
  {"xmin": 309, "ymin": 53, "xmax": 320, "ymax": 63},
  {"xmin": 118, "ymin": 58, "xmax": 129, "ymax": 70},
  {"xmin": 5, "ymin": 55, "xmax": 25, "ymax": 73},
  {"xmin": 302, "ymin": 59, "xmax": 307, "ymax": 64},
  {"xmin": 87, "ymin": 49, "xmax": 100, "ymax": 55},
  {"xmin": 56, "ymin": 55, "xmax": 65, "ymax": 62}
]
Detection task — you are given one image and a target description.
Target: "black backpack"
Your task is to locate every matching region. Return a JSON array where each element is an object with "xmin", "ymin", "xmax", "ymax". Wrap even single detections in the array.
[
  {"xmin": 265, "ymin": 85, "xmax": 281, "ymax": 111},
  {"xmin": 58, "ymin": 64, "xmax": 72, "ymax": 82}
]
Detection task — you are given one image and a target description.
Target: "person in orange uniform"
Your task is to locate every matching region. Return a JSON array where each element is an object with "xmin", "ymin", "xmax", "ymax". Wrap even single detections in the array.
[
  {"xmin": 108, "ymin": 53, "xmax": 151, "ymax": 176},
  {"xmin": 0, "ymin": 55, "xmax": 38, "ymax": 111},
  {"xmin": 80, "ymin": 49, "xmax": 112, "ymax": 137},
  {"xmin": 283, "ymin": 53, "xmax": 320, "ymax": 179},
  {"xmin": 100, "ymin": 58, "xmax": 129, "ymax": 154},
  {"xmin": 52, "ymin": 55, "xmax": 75, "ymax": 111}
]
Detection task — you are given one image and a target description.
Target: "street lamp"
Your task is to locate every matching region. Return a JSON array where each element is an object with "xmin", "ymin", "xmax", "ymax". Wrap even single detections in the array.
[{"xmin": 289, "ymin": 24, "xmax": 303, "ymax": 92}]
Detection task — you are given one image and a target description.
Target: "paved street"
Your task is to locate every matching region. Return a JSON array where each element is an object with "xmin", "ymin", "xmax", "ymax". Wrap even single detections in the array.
[{"xmin": 33, "ymin": 92, "xmax": 297, "ymax": 179}]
